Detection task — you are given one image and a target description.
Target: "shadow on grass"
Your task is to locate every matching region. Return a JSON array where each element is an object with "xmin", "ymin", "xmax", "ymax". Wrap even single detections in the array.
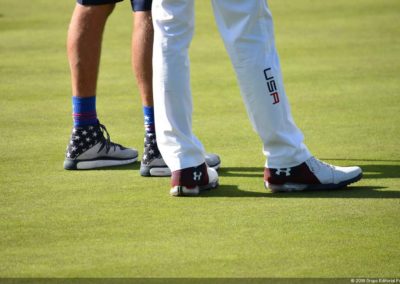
[
  {"xmin": 201, "ymin": 184, "xmax": 398, "ymax": 199},
  {"xmin": 92, "ymin": 159, "xmax": 399, "ymax": 199},
  {"xmin": 94, "ymin": 162, "xmax": 141, "ymax": 171},
  {"xmin": 91, "ymin": 158, "xmax": 400, "ymax": 181},
  {"xmin": 219, "ymin": 163, "xmax": 400, "ymax": 180},
  {"xmin": 204, "ymin": 160, "xmax": 400, "ymax": 198}
]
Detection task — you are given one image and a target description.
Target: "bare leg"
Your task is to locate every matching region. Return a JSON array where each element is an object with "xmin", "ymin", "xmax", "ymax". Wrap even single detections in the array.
[
  {"xmin": 132, "ymin": 11, "xmax": 154, "ymax": 106},
  {"xmin": 64, "ymin": 3, "xmax": 139, "ymax": 171},
  {"xmin": 67, "ymin": 3, "xmax": 115, "ymax": 98}
]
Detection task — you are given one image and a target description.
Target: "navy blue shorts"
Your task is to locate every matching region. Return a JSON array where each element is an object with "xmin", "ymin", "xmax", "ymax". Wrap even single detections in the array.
[{"xmin": 77, "ymin": 0, "xmax": 152, "ymax": 11}]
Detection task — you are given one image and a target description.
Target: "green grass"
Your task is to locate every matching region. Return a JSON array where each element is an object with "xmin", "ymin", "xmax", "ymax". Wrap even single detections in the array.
[{"xmin": 1, "ymin": 0, "xmax": 399, "ymax": 278}]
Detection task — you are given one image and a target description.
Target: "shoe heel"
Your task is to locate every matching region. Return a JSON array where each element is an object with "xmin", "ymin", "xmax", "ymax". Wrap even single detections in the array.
[{"xmin": 170, "ymin": 186, "xmax": 200, "ymax": 197}]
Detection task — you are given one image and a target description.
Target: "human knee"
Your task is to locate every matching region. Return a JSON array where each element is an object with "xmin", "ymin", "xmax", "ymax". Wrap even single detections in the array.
[{"xmin": 75, "ymin": 2, "xmax": 116, "ymax": 18}]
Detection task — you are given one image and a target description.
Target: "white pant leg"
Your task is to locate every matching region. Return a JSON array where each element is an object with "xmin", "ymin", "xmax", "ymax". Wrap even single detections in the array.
[
  {"xmin": 211, "ymin": 0, "xmax": 311, "ymax": 168},
  {"xmin": 152, "ymin": 0, "xmax": 205, "ymax": 171}
]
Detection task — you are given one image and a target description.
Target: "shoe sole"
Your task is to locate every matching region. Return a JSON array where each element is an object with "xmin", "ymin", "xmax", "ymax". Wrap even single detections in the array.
[
  {"xmin": 140, "ymin": 164, "xmax": 171, "ymax": 177},
  {"xmin": 170, "ymin": 179, "xmax": 219, "ymax": 197},
  {"xmin": 64, "ymin": 156, "xmax": 138, "ymax": 170},
  {"xmin": 140, "ymin": 162, "xmax": 221, "ymax": 177},
  {"xmin": 265, "ymin": 173, "xmax": 363, "ymax": 193}
]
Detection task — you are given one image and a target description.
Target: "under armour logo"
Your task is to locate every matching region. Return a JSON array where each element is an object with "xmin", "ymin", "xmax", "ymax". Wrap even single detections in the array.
[
  {"xmin": 275, "ymin": 168, "xmax": 291, "ymax": 176},
  {"xmin": 193, "ymin": 171, "xmax": 202, "ymax": 181}
]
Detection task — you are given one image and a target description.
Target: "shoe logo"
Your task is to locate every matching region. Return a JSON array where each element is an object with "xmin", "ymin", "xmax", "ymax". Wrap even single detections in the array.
[
  {"xmin": 193, "ymin": 171, "xmax": 202, "ymax": 181},
  {"xmin": 275, "ymin": 168, "xmax": 291, "ymax": 176}
]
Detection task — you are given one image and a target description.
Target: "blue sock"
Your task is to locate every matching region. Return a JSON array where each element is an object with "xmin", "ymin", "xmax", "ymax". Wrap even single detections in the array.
[
  {"xmin": 72, "ymin": 96, "xmax": 97, "ymax": 127},
  {"xmin": 143, "ymin": 106, "xmax": 155, "ymax": 133}
]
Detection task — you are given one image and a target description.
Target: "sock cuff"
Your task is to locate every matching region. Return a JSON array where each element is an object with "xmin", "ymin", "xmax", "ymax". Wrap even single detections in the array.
[
  {"xmin": 143, "ymin": 106, "xmax": 155, "ymax": 133},
  {"xmin": 143, "ymin": 106, "xmax": 154, "ymax": 120},
  {"xmin": 72, "ymin": 96, "xmax": 97, "ymax": 127},
  {"xmin": 72, "ymin": 96, "xmax": 96, "ymax": 113}
]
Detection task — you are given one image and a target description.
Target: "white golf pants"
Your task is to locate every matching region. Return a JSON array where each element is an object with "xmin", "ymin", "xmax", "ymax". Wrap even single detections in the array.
[{"xmin": 152, "ymin": 0, "xmax": 311, "ymax": 171}]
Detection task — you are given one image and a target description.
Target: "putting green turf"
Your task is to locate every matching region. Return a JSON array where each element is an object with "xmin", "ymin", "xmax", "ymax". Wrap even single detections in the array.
[{"xmin": 0, "ymin": 0, "xmax": 399, "ymax": 278}]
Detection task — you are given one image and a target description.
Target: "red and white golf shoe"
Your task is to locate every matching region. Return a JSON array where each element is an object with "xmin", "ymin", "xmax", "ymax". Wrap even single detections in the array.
[
  {"xmin": 264, "ymin": 157, "xmax": 362, "ymax": 193},
  {"xmin": 170, "ymin": 163, "xmax": 219, "ymax": 197}
]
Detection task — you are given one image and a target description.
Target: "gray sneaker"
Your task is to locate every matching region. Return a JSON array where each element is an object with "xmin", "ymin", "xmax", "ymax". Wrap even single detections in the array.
[
  {"xmin": 140, "ymin": 133, "xmax": 170, "ymax": 176},
  {"xmin": 64, "ymin": 122, "xmax": 138, "ymax": 170},
  {"xmin": 140, "ymin": 133, "xmax": 221, "ymax": 177}
]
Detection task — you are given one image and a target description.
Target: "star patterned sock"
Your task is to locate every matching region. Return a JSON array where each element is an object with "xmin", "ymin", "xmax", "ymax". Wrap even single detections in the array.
[
  {"xmin": 143, "ymin": 106, "xmax": 155, "ymax": 134},
  {"xmin": 72, "ymin": 96, "xmax": 97, "ymax": 127}
]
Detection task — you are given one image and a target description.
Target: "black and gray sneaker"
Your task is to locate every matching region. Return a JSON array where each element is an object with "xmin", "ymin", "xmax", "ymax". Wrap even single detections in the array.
[
  {"xmin": 140, "ymin": 133, "xmax": 222, "ymax": 177},
  {"xmin": 64, "ymin": 122, "xmax": 138, "ymax": 170},
  {"xmin": 140, "ymin": 133, "xmax": 169, "ymax": 176}
]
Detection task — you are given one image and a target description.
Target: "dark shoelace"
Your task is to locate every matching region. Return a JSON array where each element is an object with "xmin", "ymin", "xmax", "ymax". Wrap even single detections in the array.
[{"xmin": 97, "ymin": 123, "xmax": 123, "ymax": 154}]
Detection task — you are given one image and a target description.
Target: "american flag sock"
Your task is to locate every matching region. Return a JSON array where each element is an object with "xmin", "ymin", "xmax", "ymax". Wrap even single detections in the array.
[
  {"xmin": 143, "ymin": 106, "xmax": 155, "ymax": 134},
  {"xmin": 72, "ymin": 96, "xmax": 97, "ymax": 127}
]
